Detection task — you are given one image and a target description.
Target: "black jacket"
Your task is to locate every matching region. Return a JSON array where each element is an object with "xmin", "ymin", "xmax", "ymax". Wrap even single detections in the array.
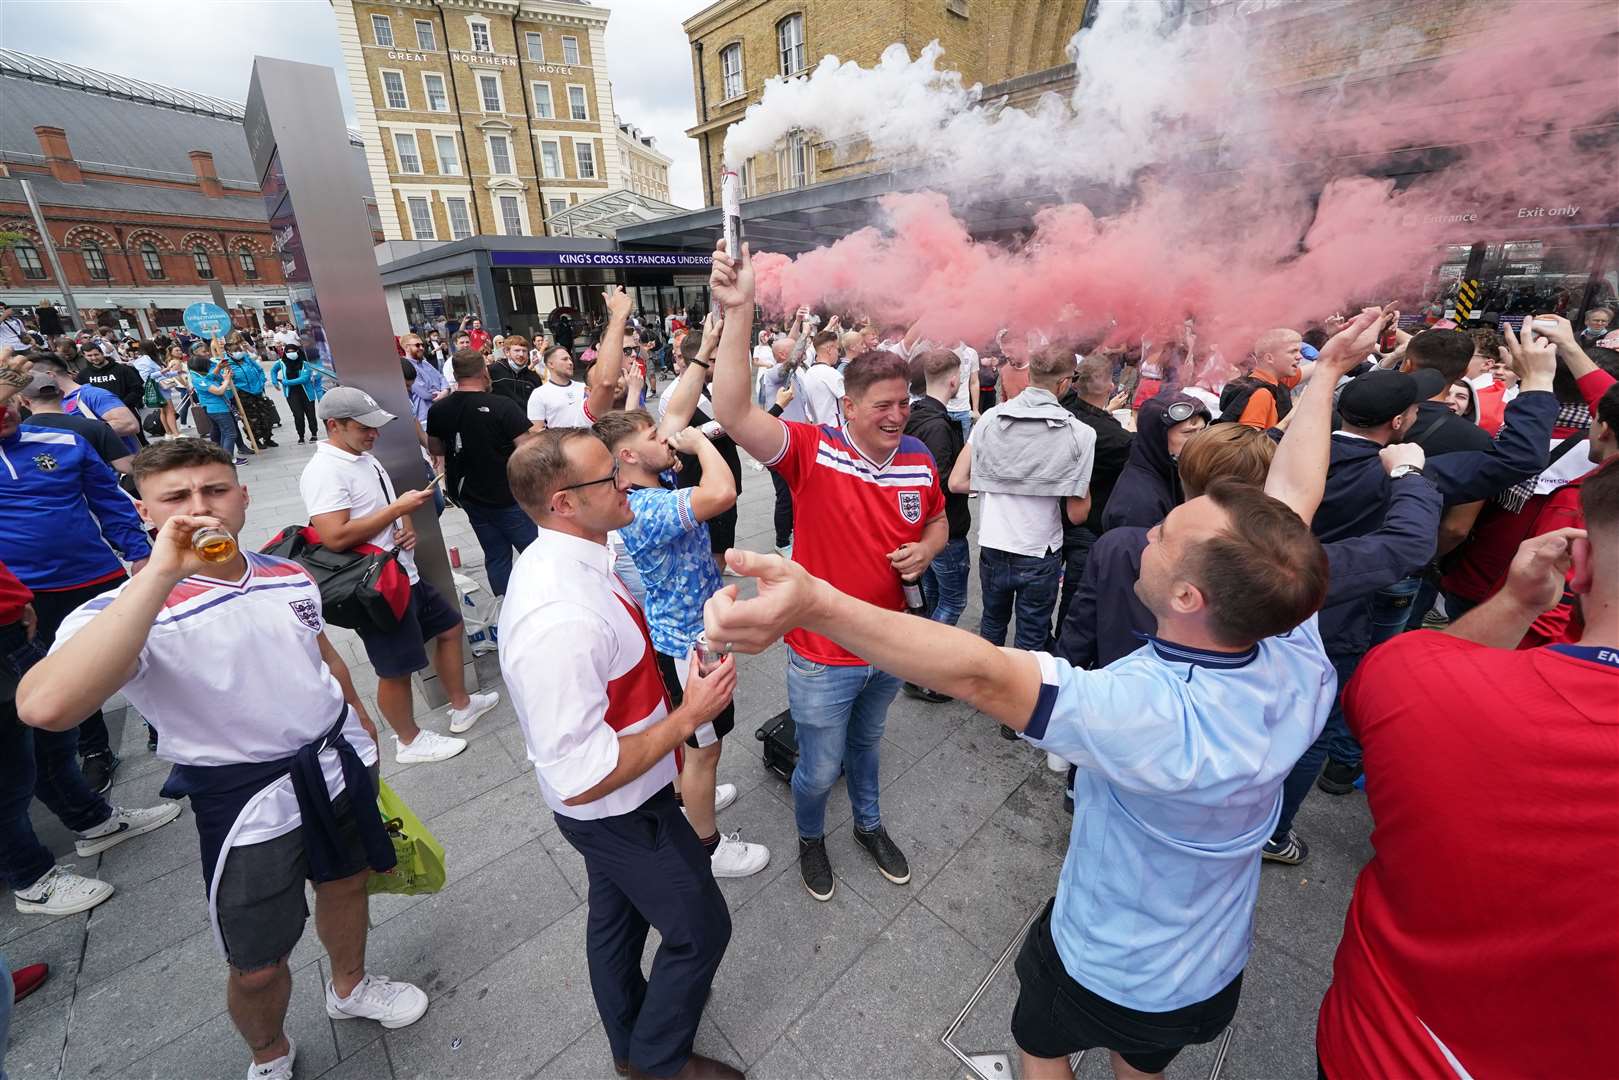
[
  {"xmin": 488, "ymin": 360, "xmax": 541, "ymax": 406},
  {"xmin": 81, "ymin": 360, "xmax": 145, "ymax": 411},
  {"xmin": 1059, "ymin": 390, "xmax": 1132, "ymax": 534},
  {"xmin": 905, "ymin": 395, "xmax": 970, "ymax": 539},
  {"xmin": 1099, "ymin": 392, "xmax": 1208, "ymax": 532}
]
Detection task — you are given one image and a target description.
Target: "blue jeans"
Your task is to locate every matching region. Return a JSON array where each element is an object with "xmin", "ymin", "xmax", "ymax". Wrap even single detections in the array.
[
  {"xmin": 948, "ymin": 409, "xmax": 973, "ymax": 441},
  {"xmin": 787, "ymin": 651, "xmax": 900, "ymax": 838},
  {"xmin": 922, "ymin": 536, "xmax": 970, "ymax": 627},
  {"xmin": 1372, "ymin": 575, "xmax": 1423, "ymax": 645},
  {"xmin": 203, "ymin": 408, "xmax": 238, "ymax": 458},
  {"xmin": 979, "ymin": 547, "xmax": 1062, "ymax": 650},
  {"xmin": 464, "ymin": 501, "xmax": 538, "ymax": 596},
  {"xmin": 1, "ymin": 704, "xmax": 112, "ymax": 891},
  {"xmin": 1272, "ymin": 652, "xmax": 1360, "ymax": 841}
]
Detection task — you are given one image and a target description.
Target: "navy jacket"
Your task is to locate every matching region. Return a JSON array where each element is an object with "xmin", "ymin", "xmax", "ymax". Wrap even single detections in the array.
[
  {"xmin": 1312, "ymin": 390, "xmax": 1557, "ymax": 543},
  {"xmin": 1056, "ymin": 475, "xmax": 1441, "ymax": 668},
  {"xmin": 1099, "ymin": 393, "xmax": 1207, "ymax": 532}
]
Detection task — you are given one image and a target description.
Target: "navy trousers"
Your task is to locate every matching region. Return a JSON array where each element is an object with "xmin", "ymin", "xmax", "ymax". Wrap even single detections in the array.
[{"xmin": 554, "ymin": 785, "xmax": 731, "ymax": 1077}]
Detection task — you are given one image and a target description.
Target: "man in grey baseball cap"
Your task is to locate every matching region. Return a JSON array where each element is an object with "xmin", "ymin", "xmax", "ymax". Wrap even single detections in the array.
[
  {"xmin": 314, "ymin": 385, "xmax": 396, "ymax": 429},
  {"xmin": 299, "ymin": 381, "xmax": 499, "ymax": 768}
]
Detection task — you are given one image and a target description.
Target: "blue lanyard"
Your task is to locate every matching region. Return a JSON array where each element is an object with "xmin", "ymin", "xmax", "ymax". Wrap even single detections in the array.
[{"xmin": 1548, "ymin": 644, "xmax": 1619, "ymax": 670}]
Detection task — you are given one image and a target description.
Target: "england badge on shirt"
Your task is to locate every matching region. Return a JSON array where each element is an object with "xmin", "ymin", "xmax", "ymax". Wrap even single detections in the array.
[
  {"xmin": 897, "ymin": 490, "xmax": 922, "ymax": 524},
  {"xmin": 289, "ymin": 598, "xmax": 321, "ymax": 631}
]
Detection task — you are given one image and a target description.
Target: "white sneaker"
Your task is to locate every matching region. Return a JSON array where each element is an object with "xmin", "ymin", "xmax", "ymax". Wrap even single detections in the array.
[
  {"xmin": 710, "ymin": 832, "xmax": 770, "ymax": 878},
  {"xmin": 14, "ymin": 864, "xmax": 114, "ymax": 916},
  {"xmin": 75, "ymin": 801, "xmax": 183, "ymax": 856},
  {"xmin": 774, "ymin": 544, "xmax": 792, "ymax": 558},
  {"xmin": 448, "ymin": 690, "xmax": 500, "ymax": 734},
  {"xmin": 246, "ymin": 1037, "xmax": 296, "ymax": 1080},
  {"xmin": 1046, "ymin": 752, "xmax": 1068, "ymax": 773},
  {"xmin": 395, "ymin": 729, "xmax": 467, "ymax": 764},
  {"xmin": 325, "ymin": 973, "xmax": 429, "ymax": 1029}
]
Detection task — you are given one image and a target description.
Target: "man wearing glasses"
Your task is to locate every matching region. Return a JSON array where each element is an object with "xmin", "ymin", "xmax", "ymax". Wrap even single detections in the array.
[{"xmin": 499, "ymin": 428, "xmax": 742, "ymax": 1080}]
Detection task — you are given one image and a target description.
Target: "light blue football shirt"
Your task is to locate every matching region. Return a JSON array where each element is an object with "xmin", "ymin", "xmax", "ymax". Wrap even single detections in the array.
[{"xmin": 1025, "ymin": 616, "xmax": 1335, "ymax": 1012}]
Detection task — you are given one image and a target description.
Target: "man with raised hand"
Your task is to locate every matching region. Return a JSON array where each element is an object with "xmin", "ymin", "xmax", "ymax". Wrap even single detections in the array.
[
  {"xmin": 704, "ymin": 308, "xmax": 1389, "ymax": 1080},
  {"xmin": 708, "ymin": 240, "xmax": 946, "ymax": 902}
]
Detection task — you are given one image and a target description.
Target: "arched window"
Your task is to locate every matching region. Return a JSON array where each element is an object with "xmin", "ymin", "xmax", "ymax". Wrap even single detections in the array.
[
  {"xmin": 777, "ymin": 14, "xmax": 805, "ymax": 76},
  {"xmin": 238, "ymin": 250, "xmax": 259, "ymax": 279},
  {"xmin": 13, "ymin": 243, "xmax": 46, "ymax": 279},
  {"xmin": 140, "ymin": 242, "xmax": 165, "ymax": 279},
  {"xmin": 193, "ymin": 246, "xmax": 215, "ymax": 280},
  {"xmin": 82, "ymin": 242, "xmax": 110, "ymax": 280}
]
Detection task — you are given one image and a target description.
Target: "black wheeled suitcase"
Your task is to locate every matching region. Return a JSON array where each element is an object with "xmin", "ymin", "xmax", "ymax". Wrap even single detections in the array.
[{"xmin": 755, "ymin": 708, "xmax": 797, "ymax": 781}]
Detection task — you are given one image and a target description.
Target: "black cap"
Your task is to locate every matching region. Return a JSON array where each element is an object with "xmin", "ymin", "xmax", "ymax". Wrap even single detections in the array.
[{"xmin": 1337, "ymin": 370, "xmax": 1447, "ymax": 427}]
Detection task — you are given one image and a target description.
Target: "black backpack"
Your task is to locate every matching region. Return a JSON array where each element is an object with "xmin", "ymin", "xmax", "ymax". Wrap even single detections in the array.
[{"xmin": 1217, "ymin": 375, "xmax": 1292, "ymax": 424}]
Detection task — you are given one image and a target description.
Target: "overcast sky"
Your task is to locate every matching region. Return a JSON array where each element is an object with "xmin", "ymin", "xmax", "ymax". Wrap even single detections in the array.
[{"xmin": 0, "ymin": 0, "xmax": 710, "ymax": 206}]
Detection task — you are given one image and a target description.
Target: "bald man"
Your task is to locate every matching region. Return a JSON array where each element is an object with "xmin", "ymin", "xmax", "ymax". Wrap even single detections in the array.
[{"xmin": 1222, "ymin": 328, "xmax": 1304, "ymax": 429}]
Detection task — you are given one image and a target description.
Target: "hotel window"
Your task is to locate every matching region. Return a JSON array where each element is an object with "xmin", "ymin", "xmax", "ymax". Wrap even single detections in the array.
[
  {"xmin": 540, "ymin": 140, "xmax": 561, "ymax": 178},
  {"xmin": 140, "ymin": 243, "xmax": 165, "ymax": 279},
  {"xmin": 82, "ymin": 242, "xmax": 110, "ymax": 280},
  {"xmin": 14, "ymin": 244, "xmax": 45, "ymax": 279},
  {"xmin": 777, "ymin": 14, "xmax": 805, "ymax": 76},
  {"xmin": 424, "ymin": 73, "xmax": 448, "ymax": 112},
  {"xmin": 192, "ymin": 247, "xmax": 214, "ymax": 280},
  {"xmin": 371, "ymin": 14, "xmax": 393, "ymax": 46},
  {"xmin": 575, "ymin": 141, "xmax": 596, "ymax": 179},
  {"xmin": 394, "ymin": 131, "xmax": 422, "ymax": 173},
  {"xmin": 479, "ymin": 73, "xmax": 502, "ymax": 112},
  {"xmin": 549, "ymin": 197, "xmax": 567, "ymax": 217},
  {"xmin": 238, "ymin": 251, "xmax": 259, "ymax": 280},
  {"xmin": 526, "ymin": 32, "xmax": 544, "ymax": 62},
  {"xmin": 567, "ymin": 85, "xmax": 588, "ymax": 121},
  {"xmin": 406, "ymin": 196, "xmax": 435, "ymax": 239},
  {"xmin": 532, "ymin": 81, "xmax": 553, "ymax": 118},
  {"xmin": 446, "ymin": 197, "xmax": 472, "ymax": 240},
  {"xmin": 783, "ymin": 130, "xmax": 810, "ymax": 188},
  {"xmin": 499, "ymin": 195, "xmax": 523, "ymax": 236},
  {"xmin": 434, "ymin": 134, "xmax": 460, "ymax": 175},
  {"xmin": 720, "ymin": 43, "xmax": 743, "ymax": 99},
  {"xmin": 469, "ymin": 20, "xmax": 492, "ymax": 53},
  {"xmin": 381, "ymin": 70, "xmax": 408, "ymax": 109},
  {"xmin": 561, "ymin": 36, "xmax": 579, "ymax": 65},
  {"xmin": 414, "ymin": 19, "xmax": 436, "ymax": 50},
  {"xmin": 488, "ymin": 134, "xmax": 513, "ymax": 174}
]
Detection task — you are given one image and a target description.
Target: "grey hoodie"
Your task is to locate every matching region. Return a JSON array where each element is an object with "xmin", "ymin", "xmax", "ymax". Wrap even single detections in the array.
[{"xmin": 971, "ymin": 386, "xmax": 1096, "ymax": 497}]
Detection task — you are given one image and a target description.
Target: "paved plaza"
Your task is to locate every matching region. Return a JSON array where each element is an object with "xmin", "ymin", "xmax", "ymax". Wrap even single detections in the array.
[{"xmin": 5, "ymin": 393, "xmax": 1373, "ymax": 1080}]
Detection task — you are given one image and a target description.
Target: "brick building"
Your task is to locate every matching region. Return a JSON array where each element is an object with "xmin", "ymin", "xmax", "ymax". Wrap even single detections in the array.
[
  {"xmin": 682, "ymin": 0, "xmax": 1090, "ymax": 208},
  {"xmin": 0, "ymin": 50, "xmax": 378, "ymax": 336},
  {"xmin": 334, "ymin": 0, "xmax": 675, "ymax": 243}
]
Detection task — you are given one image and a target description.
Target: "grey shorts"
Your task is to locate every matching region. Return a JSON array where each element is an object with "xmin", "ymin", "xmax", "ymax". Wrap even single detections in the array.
[{"xmin": 215, "ymin": 780, "xmax": 375, "ymax": 972}]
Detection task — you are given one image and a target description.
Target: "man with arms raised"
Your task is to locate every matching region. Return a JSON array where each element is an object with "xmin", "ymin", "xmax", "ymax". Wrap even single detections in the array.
[
  {"xmin": 709, "ymin": 242, "xmax": 947, "ymax": 902},
  {"xmin": 499, "ymin": 429, "xmax": 741, "ymax": 1080},
  {"xmin": 19, "ymin": 439, "xmax": 429, "ymax": 1080},
  {"xmin": 705, "ymin": 310, "xmax": 1391, "ymax": 1079}
]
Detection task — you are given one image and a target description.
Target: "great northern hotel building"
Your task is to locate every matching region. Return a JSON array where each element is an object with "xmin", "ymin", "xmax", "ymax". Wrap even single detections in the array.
[{"xmin": 333, "ymin": 0, "xmax": 671, "ymax": 244}]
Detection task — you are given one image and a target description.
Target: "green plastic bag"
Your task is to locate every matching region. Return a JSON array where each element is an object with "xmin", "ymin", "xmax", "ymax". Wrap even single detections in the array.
[{"xmin": 366, "ymin": 778, "xmax": 446, "ymax": 895}]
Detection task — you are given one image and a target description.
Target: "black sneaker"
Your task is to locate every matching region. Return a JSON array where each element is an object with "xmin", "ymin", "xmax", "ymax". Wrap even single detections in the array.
[
  {"xmin": 998, "ymin": 724, "xmax": 1020, "ymax": 741},
  {"xmin": 145, "ymin": 724, "xmax": 158, "ymax": 753},
  {"xmin": 798, "ymin": 837, "xmax": 835, "ymax": 901},
  {"xmin": 903, "ymin": 682, "xmax": 952, "ymax": 704},
  {"xmin": 853, "ymin": 824, "xmax": 910, "ymax": 885},
  {"xmin": 1261, "ymin": 829, "xmax": 1309, "ymax": 865},
  {"xmin": 79, "ymin": 751, "xmax": 119, "ymax": 795},
  {"xmin": 1316, "ymin": 759, "xmax": 1363, "ymax": 796}
]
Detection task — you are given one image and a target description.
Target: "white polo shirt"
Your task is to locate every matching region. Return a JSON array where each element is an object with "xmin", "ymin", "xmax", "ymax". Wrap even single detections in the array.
[
  {"xmin": 52, "ymin": 552, "xmax": 377, "ymax": 846},
  {"xmin": 527, "ymin": 378, "xmax": 586, "ymax": 427},
  {"xmin": 799, "ymin": 362, "xmax": 845, "ymax": 427},
  {"xmin": 299, "ymin": 441, "xmax": 419, "ymax": 582},
  {"xmin": 499, "ymin": 527, "xmax": 676, "ymax": 820}
]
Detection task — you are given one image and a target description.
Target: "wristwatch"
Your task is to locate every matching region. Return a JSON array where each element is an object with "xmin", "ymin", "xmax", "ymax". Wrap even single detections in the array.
[{"xmin": 1389, "ymin": 464, "xmax": 1425, "ymax": 481}]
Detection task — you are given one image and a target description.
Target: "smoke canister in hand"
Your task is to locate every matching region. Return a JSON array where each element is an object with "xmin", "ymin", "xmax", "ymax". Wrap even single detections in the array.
[
  {"xmin": 900, "ymin": 574, "xmax": 927, "ymax": 617},
  {"xmin": 721, "ymin": 167, "xmax": 742, "ymax": 258}
]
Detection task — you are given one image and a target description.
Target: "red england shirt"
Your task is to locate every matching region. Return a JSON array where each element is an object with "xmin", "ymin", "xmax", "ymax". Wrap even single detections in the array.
[
  {"xmin": 768, "ymin": 419, "xmax": 945, "ymax": 665},
  {"xmin": 1318, "ymin": 633, "xmax": 1619, "ymax": 1079}
]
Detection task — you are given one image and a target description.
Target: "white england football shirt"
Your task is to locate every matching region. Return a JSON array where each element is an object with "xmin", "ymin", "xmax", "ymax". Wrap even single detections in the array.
[{"xmin": 527, "ymin": 379, "xmax": 586, "ymax": 427}]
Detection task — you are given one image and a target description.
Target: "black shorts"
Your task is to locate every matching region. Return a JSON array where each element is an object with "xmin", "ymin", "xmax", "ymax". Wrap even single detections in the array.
[
  {"xmin": 356, "ymin": 579, "xmax": 463, "ymax": 678},
  {"xmin": 655, "ymin": 648, "xmax": 734, "ymax": 749},
  {"xmin": 215, "ymin": 783, "xmax": 374, "ymax": 972},
  {"xmin": 706, "ymin": 506, "xmax": 738, "ymax": 555},
  {"xmin": 1011, "ymin": 898, "xmax": 1242, "ymax": 1074}
]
